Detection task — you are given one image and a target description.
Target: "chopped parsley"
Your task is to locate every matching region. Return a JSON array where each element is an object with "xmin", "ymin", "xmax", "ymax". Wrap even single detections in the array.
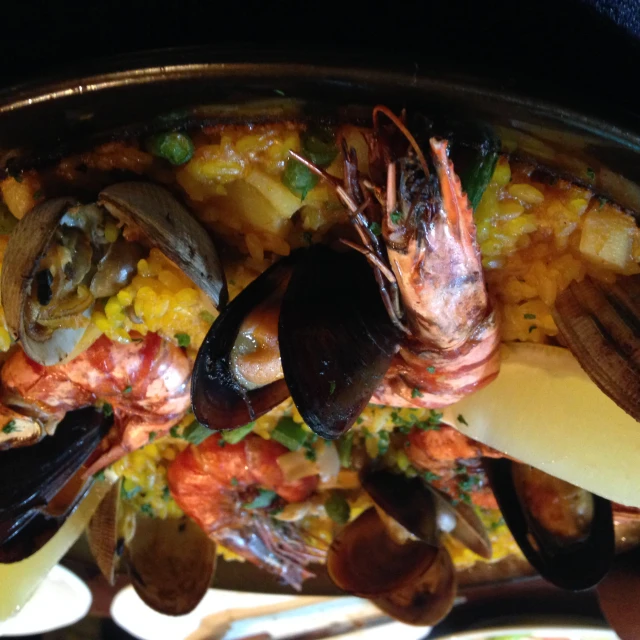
[
  {"xmin": 93, "ymin": 470, "xmax": 106, "ymax": 481},
  {"xmin": 459, "ymin": 492, "xmax": 472, "ymax": 505},
  {"xmin": 586, "ymin": 167, "xmax": 596, "ymax": 180},
  {"xmin": 230, "ymin": 477, "xmax": 238, "ymax": 486},
  {"xmin": 244, "ymin": 489, "xmax": 277, "ymax": 510},
  {"xmin": 368, "ymin": 221, "xmax": 382, "ymax": 236},
  {"xmin": 390, "ymin": 210, "xmax": 403, "ymax": 225},
  {"xmin": 377, "ymin": 431, "xmax": 390, "ymax": 456},
  {"xmin": 123, "ymin": 385, "xmax": 132, "ymax": 394},
  {"xmin": 411, "ymin": 387, "xmax": 424, "ymax": 399},
  {"xmin": 33, "ymin": 190, "xmax": 43, "ymax": 200},
  {"xmin": 182, "ymin": 420, "xmax": 214, "ymax": 445},
  {"xmin": 426, "ymin": 366, "xmax": 436, "ymax": 374},
  {"xmin": 102, "ymin": 403, "xmax": 114, "ymax": 418},
  {"xmin": 222, "ymin": 422, "xmax": 255, "ymax": 444},
  {"xmin": 459, "ymin": 475, "xmax": 482, "ymax": 493},
  {"xmin": 390, "ymin": 409, "xmax": 441, "ymax": 433},
  {"xmin": 598, "ymin": 197, "xmax": 606, "ymax": 210},
  {"xmin": 457, "ymin": 414, "xmax": 469, "ymax": 427},
  {"xmin": 303, "ymin": 231, "xmax": 313, "ymax": 245},
  {"xmin": 523, "ymin": 313, "xmax": 536, "ymax": 320},
  {"xmin": 528, "ymin": 325, "xmax": 537, "ymax": 333},
  {"xmin": 140, "ymin": 503, "xmax": 155, "ymax": 517},
  {"xmin": 199, "ymin": 310, "xmax": 215, "ymax": 324},
  {"xmin": 2, "ymin": 420, "xmax": 18, "ymax": 434},
  {"xmin": 274, "ymin": 89, "xmax": 286, "ymax": 96},
  {"xmin": 304, "ymin": 446, "xmax": 317, "ymax": 461},
  {"xmin": 175, "ymin": 332, "xmax": 191, "ymax": 348},
  {"xmin": 148, "ymin": 431, "xmax": 157, "ymax": 442},
  {"xmin": 329, "ymin": 380, "xmax": 336, "ymax": 395},
  {"xmin": 121, "ymin": 483, "xmax": 141, "ymax": 500},
  {"xmin": 162, "ymin": 486, "xmax": 171, "ymax": 500},
  {"xmin": 489, "ymin": 516, "xmax": 506, "ymax": 531},
  {"xmin": 423, "ymin": 471, "xmax": 441, "ymax": 483},
  {"xmin": 169, "ymin": 425, "xmax": 181, "ymax": 438}
]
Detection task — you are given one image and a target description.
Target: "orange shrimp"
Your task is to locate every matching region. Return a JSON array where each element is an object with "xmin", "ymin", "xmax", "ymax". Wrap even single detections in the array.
[
  {"xmin": 1, "ymin": 332, "xmax": 191, "ymax": 474},
  {"xmin": 407, "ymin": 425, "xmax": 501, "ymax": 510},
  {"xmin": 369, "ymin": 136, "xmax": 501, "ymax": 409},
  {"xmin": 168, "ymin": 433, "xmax": 322, "ymax": 589}
]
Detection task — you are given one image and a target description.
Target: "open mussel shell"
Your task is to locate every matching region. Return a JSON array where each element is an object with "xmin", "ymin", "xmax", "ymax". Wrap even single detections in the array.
[
  {"xmin": 327, "ymin": 508, "xmax": 456, "ymax": 626},
  {"xmin": 0, "ymin": 407, "xmax": 111, "ymax": 563},
  {"xmin": 192, "ymin": 255, "xmax": 295, "ymax": 430},
  {"xmin": 552, "ymin": 274, "xmax": 640, "ymax": 423},
  {"xmin": 126, "ymin": 515, "xmax": 217, "ymax": 616},
  {"xmin": 360, "ymin": 466, "xmax": 491, "ymax": 559},
  {"xmin": 1, "ymin": 196, "xmax": 86, "ymax": 365},
  {"xmin": 485, "ymin": 458, "xmax": 614, "ymax": 590},
  {"xmin": 279, "ymin": 246, "xmax": 400, "ymax": 440},
  {"xmin": 87, "ymin": 479, "xmax": 123, "ymax": 585},
  {"xmin": 99, "ymin": 182, "xmax": 227, "ymax": 308}
]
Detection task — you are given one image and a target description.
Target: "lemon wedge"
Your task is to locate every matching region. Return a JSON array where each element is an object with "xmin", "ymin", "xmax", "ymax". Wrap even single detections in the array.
[{"xmin": 442, "ymin": 342, "xmax": 640, "ymax": 508}]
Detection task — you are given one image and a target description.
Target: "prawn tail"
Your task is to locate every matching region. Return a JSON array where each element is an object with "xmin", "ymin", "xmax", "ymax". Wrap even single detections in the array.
[{"xmin": 214, "ymin": 515, "xmax": 324, "ymax": 590}]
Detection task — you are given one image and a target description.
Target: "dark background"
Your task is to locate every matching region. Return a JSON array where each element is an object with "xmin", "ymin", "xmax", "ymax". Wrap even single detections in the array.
[{"xmin": 1, "ymin": 0, "xmax": 640, "ymax": 127}]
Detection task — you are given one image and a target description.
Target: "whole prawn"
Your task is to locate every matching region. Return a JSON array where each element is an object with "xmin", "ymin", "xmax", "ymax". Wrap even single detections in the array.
[
  {"xmin": 0, "ymin": 332, "xmax": 191, "ymax": 473},
  {"xmin": 167, "ymin": 433, "xmax": 323, "ymax": 589}
]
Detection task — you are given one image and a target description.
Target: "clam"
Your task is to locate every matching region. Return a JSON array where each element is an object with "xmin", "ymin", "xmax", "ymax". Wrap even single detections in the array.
[
  {"xmin": 192, "ymin": 246, "xmax": 399, "ymax": 438},
  {"xmin": 552, "ymin": 274, "xmax": 640, "ymax": 423},
  {"xmin": 88, "ymin": 480, "xmax": 216, "ymax": 615},
  {"xmin": 2, "ymin": 183, "xmax": 227, "ymax": 366},
  {"xmin": 327, "ymin": 508, "xmax": 456, "ymax": 626},
  {"xmin": 485, "ymin": 458, "xmax": 614, "ymax": 590},
  {"xmin": 0, "ymin": 407, "xmax": 111, "ymax": 563}
]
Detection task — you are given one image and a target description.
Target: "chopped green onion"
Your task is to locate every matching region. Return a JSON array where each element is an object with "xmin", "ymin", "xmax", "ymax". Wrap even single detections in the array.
[
  {"xmin": 230, "ymin": 477, "xmax": 238, "ymax": 486},
  {"xmin": 304, "ymin": 446, "xmax": 317, "ymax": 461},
  {"xmin": 302, "ymin": 126, "xmax": 338, "ymax": 168},
  {"xmin": 2, "ymin": 420, "xmax": 17, "ymax": 434},
  {"xmin": 274, "ymin": 89, "xmax": 286, "ymax": 97},
  {"xmin": 123, "ymin": 385, "xmax": 132, "ymax": 394},
  {"xmin": 182, "ymin": 420, "xmax": 214, "ymax": 445},
  {"xmin": 148, "ymin": 431, "xmax": 157, "ymax": 442},
  {"xmin": 426, "ymin": 366, "xmax": 436, "ymax": 374},
  {"xmin": 169, "ymin": 425, "xmax": 181, "ymax": 438},
  {"xmin": 271, "ymin": 417, "xmax": 308, "ymax": 451},
  {"xmin": 529, "ymin": 325, "xmax": 537, "ymax": 333},
  {"xmin": 93, "ymin": 470, "xmax": 106, "ymax": 481},
  {"xmin": 390, "ymin": 210, "xmax": 403, "ymax": 225},
  {"xmin": 222, "ymin": 422, "xmax": 255, "ymax": 444},
  {"xmin": 244, "ymin": 489, "xmax": 277, "ymax": 510},
  {"xmin": 423, "ymin": 471, "xmax": 440, "ymax": 482},
  {"xmin": 411, "ymin": 387, "xmax": 424, "ymax": 399},
  {"xmin": 199, "ymin": 310, "xmax": 215, "ymax": 324},
  {"xmin": 377, "ymin": 431, "xmax": 390, "ymax": 456},
  {"xmin": 324, "ymin": 492, "xmax": 351, "ymax": 525},
  {"xmin": 147, "ymin": 132, "xmax": 195, "ymax": 166},
  {"xmin": 121, "ymin": 483, "xmax": 141, "ymax": 500},
  {"xmin": 175, "ymin": 333, "xmax": 191, "ymax": 348},
  {"xmin": 282, "ymin": 158, "xmax": 318, "ymax": 200},
  {"xmin": 337, "ymin": 432, "xmax": 354, "ymax": 468},
  {"xmin": 162, "ymin": 486, "xmax": 171, "ymax": 500},
  {"xmin": 140, "ymin": 503, "xmax": 155, "ymax": 517},
  {"xmin": 368, "ymin": 221, "xmax": 382, "ymax": 236},
  {"xmin": 102, "ymin": 403, "xmax": 114, "ymax": 418}
]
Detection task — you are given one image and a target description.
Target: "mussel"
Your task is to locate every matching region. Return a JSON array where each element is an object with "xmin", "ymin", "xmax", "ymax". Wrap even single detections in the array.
[
  {"xmin": 192, "ymin": 245, "xmax": 400, "ymax": 438},
  {"xmin": 88, "ymin": 481, "xmax": 216, "ymax": 616},
  {"xmin": 0, "ymin": 407, "xmax": 111, "ymax": 563},
  {"xmin": 1, "ymin": 182, "xmax": 227, "ymax": 366},
  {"xmin": 485, "ymin": 458, "xmax": 614, "ymax": 590}
]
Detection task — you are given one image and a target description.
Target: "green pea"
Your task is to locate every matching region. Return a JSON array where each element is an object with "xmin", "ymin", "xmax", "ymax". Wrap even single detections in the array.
[{"xmin": 147, "ymin": 132, "xmax": 195, "ymax": 166}]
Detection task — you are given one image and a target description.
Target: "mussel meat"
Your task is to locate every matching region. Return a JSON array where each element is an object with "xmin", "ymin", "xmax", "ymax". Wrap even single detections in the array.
[{"xmin": 485, "ymin": 458, "xmax": 614, "ymax": 590}]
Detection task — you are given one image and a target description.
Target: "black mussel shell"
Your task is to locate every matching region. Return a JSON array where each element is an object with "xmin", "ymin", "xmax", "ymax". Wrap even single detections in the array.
[
  {"xmin": 279, "ymin": 246, "xmax": 400, "ymax": 439},
  {"xmin": 191, "ymin": 255, "xmax": 295, "ymax": 430},
  {"xmin": 485, "ymin": 458, "xmax": 614, "ymax": 590},
  {"xmin": 0, "ymin": 407, "xmax": 111, "ymax": 563}
]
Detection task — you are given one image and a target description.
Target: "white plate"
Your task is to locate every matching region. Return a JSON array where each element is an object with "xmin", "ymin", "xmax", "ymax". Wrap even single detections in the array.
[
  {"xmin": 0, "ymin": 564, "xmax": 92, "ymax": 637},
  {"xmin": 111, "ymin": 585, "xmax": 430, "ymax": 640},
  {"xmin": 437, "ymin": 626, "xmax": 617, "ymax": 640}
]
